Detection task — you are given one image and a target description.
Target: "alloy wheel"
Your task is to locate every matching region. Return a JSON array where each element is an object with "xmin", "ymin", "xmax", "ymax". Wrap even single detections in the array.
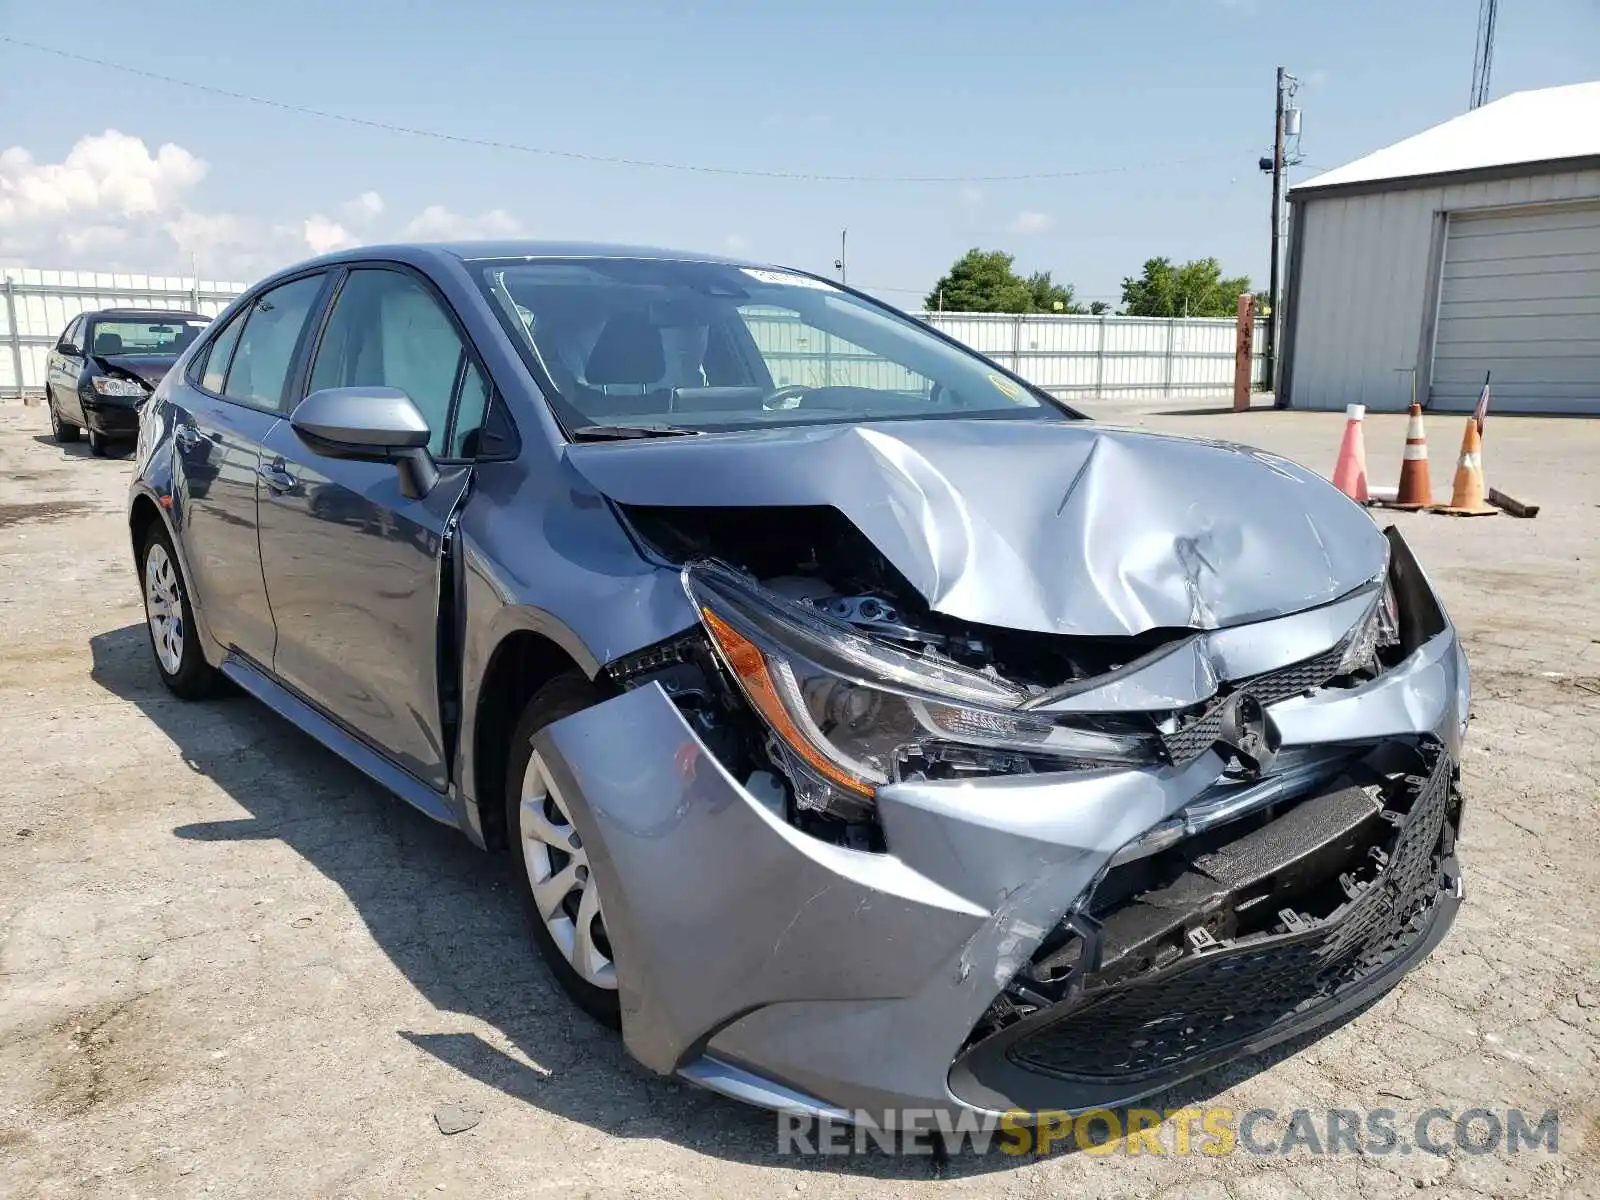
[
  {"xmin": 144, "ymin": 542, "xmax": 185, "ymax": 675},
  {"xmin": 519, "ymin": 752, "xmax": 617, "ymax": 990}
]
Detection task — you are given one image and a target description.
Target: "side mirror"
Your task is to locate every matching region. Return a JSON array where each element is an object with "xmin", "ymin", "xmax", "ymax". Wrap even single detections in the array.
[
  {"xmin": 57, "ymin": 343, "xmax": 81, "ymax": 357},
  {"xmin": 290, "ymin": 386, "xmax": 439, "ymax": 499}
]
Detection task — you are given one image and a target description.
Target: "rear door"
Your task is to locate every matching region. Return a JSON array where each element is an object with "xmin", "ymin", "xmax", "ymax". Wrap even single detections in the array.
[
  {"xmin": 257, "ymin": 265, "xmax": 490, "ymax": 788},
  {"xmin": 170, "ymin": 273, "xmax": 331, "ymax": 666}
]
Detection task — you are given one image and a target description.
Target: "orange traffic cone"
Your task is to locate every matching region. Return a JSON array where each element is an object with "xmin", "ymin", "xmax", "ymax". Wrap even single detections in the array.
[
  {"xmin": 1331, "ymin": 404, "xmax": 1370, "ymax": 503},
  {"xmin": 1432, "ymin": 417, "xmax": 1497, "ymax": 516},
  {"xmin": 1391, "ymin": 403, "xmax": 1433, "ymax": 509}
]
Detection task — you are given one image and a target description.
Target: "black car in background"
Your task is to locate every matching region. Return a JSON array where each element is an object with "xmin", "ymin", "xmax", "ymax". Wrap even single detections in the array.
[{"xmin": 46, "ymin": 309, "xmax": 211, "ymax": 455}]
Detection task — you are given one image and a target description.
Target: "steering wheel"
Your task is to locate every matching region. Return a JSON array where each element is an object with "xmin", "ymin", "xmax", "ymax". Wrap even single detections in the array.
[{"xmin": 761, "ymin": 384, "xmax": 809, "ymax": 411}]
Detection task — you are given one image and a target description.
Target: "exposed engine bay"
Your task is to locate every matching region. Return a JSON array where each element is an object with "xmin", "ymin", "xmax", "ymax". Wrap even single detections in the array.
[{"xmin": 622, "ymin": 503, "xmax": 1189, "ymax": 688}]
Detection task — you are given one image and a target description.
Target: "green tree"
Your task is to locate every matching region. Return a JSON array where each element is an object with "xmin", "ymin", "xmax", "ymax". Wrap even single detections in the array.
[
  {"xmin": 925, "ymin": 249, "xmax": 1082, "ymax": 314},
  {"xmin": 1088, "ymin": 300, "xmax": 1112, "ymax": 316},
  {"xmin": 1026, "ymin": 270, "xmax": 1084, "ymax": 314},
  {"xmin": 1120, "ymin": 256, "xmax": 1252, "ymax": 318}
]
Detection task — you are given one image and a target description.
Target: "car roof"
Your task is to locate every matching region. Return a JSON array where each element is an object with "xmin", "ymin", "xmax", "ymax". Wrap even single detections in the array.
[
  {"xmin": 298, "ymin": 240, "xmax": 762, "ymax": 272},
  {"xmin": 83, "ymin": 309, "xmax": 207, "ymax": 321}
]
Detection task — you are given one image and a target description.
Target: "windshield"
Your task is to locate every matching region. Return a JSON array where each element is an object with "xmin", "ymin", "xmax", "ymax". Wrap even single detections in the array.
[
  {"xmin": 474, "ymin": 258, "xmax": 1074, "ymax": 434},
  {"xmin": 88, "ymin": 318, "xmax": 209, "ymax": 359}
]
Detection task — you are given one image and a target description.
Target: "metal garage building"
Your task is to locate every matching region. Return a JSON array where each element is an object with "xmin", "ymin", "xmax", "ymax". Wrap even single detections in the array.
[{"xmin": 1280, "ymin": 82, "xmax": 1600, "ymax": 414}]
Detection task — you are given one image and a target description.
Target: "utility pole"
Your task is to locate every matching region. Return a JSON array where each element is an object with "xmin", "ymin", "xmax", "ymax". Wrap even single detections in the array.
[
  {"xmin": 834, "ymin": 229, "xmax": 848, "ymax": 285},
  {"xmin": 1264, "ymin": 65, "xmax": 1287, "ymax": 395}
]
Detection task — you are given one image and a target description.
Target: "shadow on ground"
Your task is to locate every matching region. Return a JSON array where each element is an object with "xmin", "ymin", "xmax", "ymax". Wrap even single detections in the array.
[
  {"xmin": 29, "ymin": 434, "xmax": 94, "ymax": 458},
  {"xmin": 88, "ymin": 621, "xmax": 1359, "ymax": 1178}
]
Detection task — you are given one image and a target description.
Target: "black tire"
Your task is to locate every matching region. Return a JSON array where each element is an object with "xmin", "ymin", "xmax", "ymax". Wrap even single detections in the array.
[
  {"xmin": 88, "ymin": 427, "xmax": 108, "ymax": 457},
  {"xmin": 49, "ymin": 395, "xmax": 81, "ymax": 443},
  {"xmin": 504, "ymin": 673, "xmax": 621, "ymax": 1028},
  {"xmin": 138, "ymin": 523, "xmax": 218, "ymax": 700}
]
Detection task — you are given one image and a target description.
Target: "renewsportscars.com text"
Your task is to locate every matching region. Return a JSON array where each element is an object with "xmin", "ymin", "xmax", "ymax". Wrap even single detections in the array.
[{"xmin": 777, "ymin": 1107, "xmax": 1561, "ymax": 1158}]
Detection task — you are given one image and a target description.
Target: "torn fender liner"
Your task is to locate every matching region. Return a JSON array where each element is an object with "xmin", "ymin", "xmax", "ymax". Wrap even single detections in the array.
[
  {"xmin": 532, "ymin": 682, "xmax": 989, "ymax": 1074},
  {"xmin": 565, "ymin": 418, "xmax": 1387, "ymax": 637}
]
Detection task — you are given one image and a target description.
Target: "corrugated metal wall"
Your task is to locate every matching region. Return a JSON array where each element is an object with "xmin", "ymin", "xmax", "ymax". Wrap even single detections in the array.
[{"xmin": 1285, "ymin": 166, "xmax": 1600, "ymax": 412}]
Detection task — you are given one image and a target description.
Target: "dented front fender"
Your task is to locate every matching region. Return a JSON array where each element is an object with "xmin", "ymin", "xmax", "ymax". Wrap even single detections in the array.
[{"xmin": 532, "ymin": 682, "xmax": 1226, "ymax": 1110}]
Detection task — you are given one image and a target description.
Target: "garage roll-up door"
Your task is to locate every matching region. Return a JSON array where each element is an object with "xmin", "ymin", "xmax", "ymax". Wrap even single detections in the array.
[{"xmin": 1431, "ymin": 201, "xmax": 1600, "ymax": 414}]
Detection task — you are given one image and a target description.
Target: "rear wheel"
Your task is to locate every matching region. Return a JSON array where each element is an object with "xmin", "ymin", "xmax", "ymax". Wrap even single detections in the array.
[
  {"xmin": 505, "ymin": 673, "xmax": 620, "ymax": 1027},
  {"xmin": 48, "ymin": 394, "xmax": 81, "ymax": 443},
  {"xmin": 140, "ymin": 524, "xmax": 218, "ymax": 699}
]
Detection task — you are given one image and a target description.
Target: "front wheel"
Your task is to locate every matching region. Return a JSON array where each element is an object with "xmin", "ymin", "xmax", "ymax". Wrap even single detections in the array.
[
  {"xmin": 87, "ymin": 427, "xmax": 109, "ymax": 457},
  {"xmin": 505, "ymin": 673, "xmax": 621, "ymax": 1027},
  {"xmin": 140, "ymin": 525, "xmax": 218, "ymax": 699}
]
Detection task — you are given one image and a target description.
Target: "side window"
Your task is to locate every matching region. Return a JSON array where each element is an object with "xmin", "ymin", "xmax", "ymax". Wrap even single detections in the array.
[
  {"xmin": 308, "ymin": 269, "xmax": 473, "ymax": 458},
  {"xmin": 450, "ymin": 360, "xmax": 491, "ymax": 458},
  {"xmin": 198, "ymin": 310, "xmax": 247, "ymax": 394},
  {"xmin": 222, "ymin": 274, "xmax": 327, "ymax": 410},
  {"xmin": 60, "ymin": 316, "xmax": 84, "ymax": 352}
]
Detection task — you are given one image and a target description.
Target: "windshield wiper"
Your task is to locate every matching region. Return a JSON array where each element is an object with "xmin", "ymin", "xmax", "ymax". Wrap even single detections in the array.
[{"xmin": 570, "ymin": 424, "xmax": 702, "ymax": 441}]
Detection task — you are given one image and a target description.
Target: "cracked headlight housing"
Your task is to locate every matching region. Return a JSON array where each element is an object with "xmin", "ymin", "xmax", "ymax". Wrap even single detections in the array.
[
  {"xmin": 1338, "ymin": 558, "xmax": 1403, "ymax": 676},
  {"xmin": 685, "ymin": 562, "xmax": 1157, "ymax": 812}
]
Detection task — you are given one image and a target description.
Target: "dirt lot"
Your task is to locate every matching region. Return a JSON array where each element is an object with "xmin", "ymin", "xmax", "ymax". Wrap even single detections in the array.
[{"xmin": 1, "ymin": 399, "xmax": 1597, "ymax": 1200}]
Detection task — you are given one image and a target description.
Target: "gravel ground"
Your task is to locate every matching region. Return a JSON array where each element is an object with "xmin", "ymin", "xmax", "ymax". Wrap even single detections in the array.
[{"xmin": 0, "ymin": 399, "xmax": 1597, "ymax": 1199}]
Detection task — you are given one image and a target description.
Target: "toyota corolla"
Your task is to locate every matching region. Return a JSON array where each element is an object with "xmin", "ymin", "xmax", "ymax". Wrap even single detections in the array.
[{"xmin": 127, "ymin": 242, "xmax": 1469, "ymax": 1124}]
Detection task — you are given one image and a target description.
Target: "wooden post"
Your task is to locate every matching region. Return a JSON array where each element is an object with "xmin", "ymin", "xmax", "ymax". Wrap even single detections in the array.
[{"xmin": 1233, "ymin": 293, "xmax": 1255, "ymax": 412}]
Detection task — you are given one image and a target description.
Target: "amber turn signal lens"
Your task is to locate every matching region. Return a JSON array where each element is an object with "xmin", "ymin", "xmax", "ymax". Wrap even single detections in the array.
[{"xmin": 700, "ymin": 607, "xmax": 876, "ymax": 799}]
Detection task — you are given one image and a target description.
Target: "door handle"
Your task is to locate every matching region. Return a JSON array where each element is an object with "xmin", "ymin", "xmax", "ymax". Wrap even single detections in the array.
[
  {"xmin": 175, "ymin": 425, "xmax": 209, "ymax": 451},
  {"xmin": 257, "ymin": 462, "xmax": 296, "ymax": 493}
]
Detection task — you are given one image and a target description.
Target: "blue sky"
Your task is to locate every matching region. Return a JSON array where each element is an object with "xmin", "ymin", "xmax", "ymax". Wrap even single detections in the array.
[{"xmin": 2, "ymin": 0, "xmax": 1596, "ymax": 305}]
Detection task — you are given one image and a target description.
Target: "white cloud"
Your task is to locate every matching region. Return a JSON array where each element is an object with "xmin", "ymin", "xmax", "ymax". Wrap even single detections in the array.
[
  {"xmin": 0, "ymin": 131, "xmax": 206, "ymax": 225},
  {"xmin": 958, "ymin": 186, "xmax": 984, "ymax": 206},
  {"xmin": 0, "ymin": 131, "xmax": 526, "ymax": 280},
  {"xmin": 1009, "ymin": 210, "xmax": 1054, "ymax": 234},
  {"xmin": 0, "ymin": 130, "xmax": 206, "ymax": 224},
  {"xmin": 302, "ymin": 214, "xmax": 357, "ymax": 255},
  {"xmin": 342, "ymin": 190, "xmax": 385, "ymax": 223},
  {"xmin": 402, "ymin": 204, "xmax": 522, "ymax": 241},
  {"xmin": 0, "ymin": 130, "xmax": 287, "ymax": 278}
]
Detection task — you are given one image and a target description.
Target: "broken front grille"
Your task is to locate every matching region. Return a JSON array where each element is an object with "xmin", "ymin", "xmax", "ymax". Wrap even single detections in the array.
[
  {"xmin": 1159, "ymin": 644, "xmax": 1347, "ymax": 765},
  {"xmin": 997, "ymin": 740, "xmax": 1457, "ymax": 1083}
]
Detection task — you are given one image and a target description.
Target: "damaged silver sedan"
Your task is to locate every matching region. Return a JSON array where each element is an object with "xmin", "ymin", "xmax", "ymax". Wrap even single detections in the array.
[{"xmin": 128, "ymin": 243, "xmax": 1469, "ymax": 1124}]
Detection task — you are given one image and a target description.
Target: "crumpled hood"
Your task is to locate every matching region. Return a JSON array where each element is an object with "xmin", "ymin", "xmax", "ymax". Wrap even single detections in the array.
[
  {"xmin": 565, "ymin": 418, "xmax": 1387, "ymax": 637},
  {"xmin": 92, "ymin": 354, "xmax": 176, "ymax": 388}
]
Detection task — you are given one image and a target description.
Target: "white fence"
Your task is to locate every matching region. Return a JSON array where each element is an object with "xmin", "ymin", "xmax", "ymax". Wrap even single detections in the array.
[
  {"xmin": 0, "ymin": 267, "xmax": 1262, "ymax": 402},
  {"xmin": 1, "ymin": 268, "xmax": 246, "ymax": 397},
  {"xmin": 923, "ymin": 311, "xmax": 1266, "ymax": 400}
]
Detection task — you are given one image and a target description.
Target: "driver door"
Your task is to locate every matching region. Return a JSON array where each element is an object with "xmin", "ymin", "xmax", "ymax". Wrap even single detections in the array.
[{"xmin": 256, "ymin": 265, "xmax": 489, "ymax": 788}]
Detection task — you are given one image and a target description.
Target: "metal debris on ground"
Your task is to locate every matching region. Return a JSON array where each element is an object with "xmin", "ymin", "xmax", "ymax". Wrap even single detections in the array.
[{"xmin": 1487, "ymin": 488, "xmax": 1540, "ymax": 518}]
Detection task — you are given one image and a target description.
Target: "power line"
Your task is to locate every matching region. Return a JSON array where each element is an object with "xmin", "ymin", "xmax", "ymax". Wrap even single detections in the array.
[
  {"xmin": 1470, "ymin": 0, "xmax": 1499, "ymax": 110},
  {"xmin": 1, "ymin": 35, "xmax": 1238, "ymax": 185}
]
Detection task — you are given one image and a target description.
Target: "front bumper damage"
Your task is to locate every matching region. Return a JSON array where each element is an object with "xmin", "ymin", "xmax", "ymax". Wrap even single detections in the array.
[{"xmin": 532, "ymin": 593, "xmax": 1469, "ymax": 1122}]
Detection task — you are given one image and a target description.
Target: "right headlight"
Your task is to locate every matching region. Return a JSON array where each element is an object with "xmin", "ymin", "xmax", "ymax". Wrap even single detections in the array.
[
  {"xmin": 684, "ymin": 562, "xmax": 1157, "ymax": 809},
  {"xmin": 91, "ymin": 375, "xmax": 148, "ymax": 397},
  {"xmin": 1337, "ymin": 547, "xmax": 1403, "ymax": 676}
]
